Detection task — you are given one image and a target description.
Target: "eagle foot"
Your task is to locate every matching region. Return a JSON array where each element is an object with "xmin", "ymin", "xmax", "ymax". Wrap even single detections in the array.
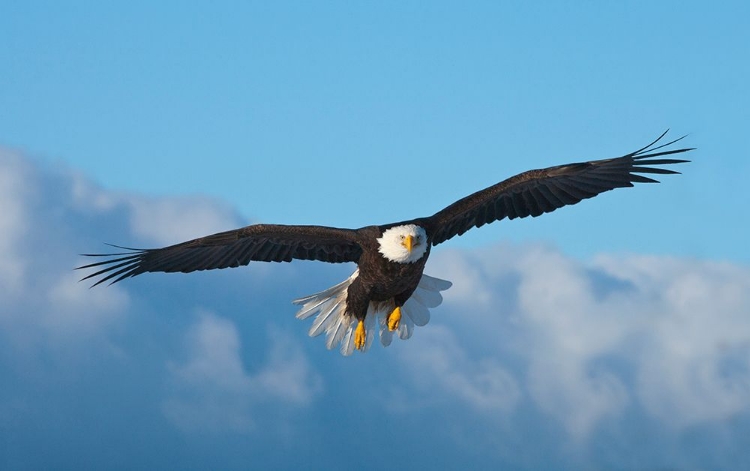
[
  {"xmin": 354, "ymin": 320, "xmax": 366, "ymax": 350},
  {"xmin": 387, "ymin": 306, "xmax": 402, "ymax": 331}
]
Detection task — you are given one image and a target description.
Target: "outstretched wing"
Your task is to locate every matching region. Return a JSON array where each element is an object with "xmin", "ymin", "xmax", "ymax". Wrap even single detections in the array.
[
  {"xmin": 426, "ymin": 130, "xmax": 693, "ymax": 246},
  {"xmin": 78, "ymin": 224, "xmax": 363, "ymax": 286}
]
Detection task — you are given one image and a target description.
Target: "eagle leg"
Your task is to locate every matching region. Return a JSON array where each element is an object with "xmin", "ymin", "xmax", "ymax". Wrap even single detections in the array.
[
  {"xmin": 354, "ymin": 320, "xmax": 366, "ymax": 350},
  {"xmin": 386, "ymin": 306, "xmax": 402, "ymax": 331}
]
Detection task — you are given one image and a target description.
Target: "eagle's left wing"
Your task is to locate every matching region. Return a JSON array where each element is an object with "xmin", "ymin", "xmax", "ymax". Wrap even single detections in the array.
[
  {"xmin": 77, "ymin": 224, "xmax": 363, "ymax": 286},
  {"xmin": 424, "ymin": 130, "xmax": 692, "ymax": 246}
]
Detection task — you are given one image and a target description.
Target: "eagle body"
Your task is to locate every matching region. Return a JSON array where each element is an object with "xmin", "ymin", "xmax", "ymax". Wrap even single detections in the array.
[
  {"xmin": 79, "ymin": 131, "xmax": 692, "ymax": 355},
  {"xmin": 345, "ymin": 224, "xmax": 431, "ymax": 317}
]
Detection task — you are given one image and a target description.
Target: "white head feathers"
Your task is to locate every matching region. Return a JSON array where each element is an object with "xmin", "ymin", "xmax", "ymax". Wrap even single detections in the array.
[{"xmin": 376, "ymin": 224, "xmax": 428, "ymax": 264}]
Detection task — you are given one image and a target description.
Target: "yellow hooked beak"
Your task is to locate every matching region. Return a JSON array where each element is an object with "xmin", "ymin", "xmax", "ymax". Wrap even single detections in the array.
[{"xmin": 403, "ymin": 234, "xmax": 414, "ymax": 252}]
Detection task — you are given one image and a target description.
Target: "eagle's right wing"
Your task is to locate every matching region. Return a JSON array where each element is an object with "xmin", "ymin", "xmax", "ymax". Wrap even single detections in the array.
[{"xmin": 77, "ymin": 224, "xmax": 363, "ymax": 286}]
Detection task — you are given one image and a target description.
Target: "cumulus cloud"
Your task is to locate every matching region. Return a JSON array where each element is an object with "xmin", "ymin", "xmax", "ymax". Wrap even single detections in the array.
[
  {"xmin": 515, "ymin": 247, "xmax": 632, "ymax": 439},
  {"xmin": 400, "ymin": 325, "xmax": 521, "ymax": 413},
  {"xmin": 1, "ymin": 146, "xmax": 748, "ymax": 470},
  {"xmin": 127, "ymin": 196, "xmax": 240, "ymax": 246},
  {"xmin": 0, "ymin": 149, "xmax": 32, "ymax": 295},
  {"xmin": 595, "ymin": 255, "xmax": 750, "ymax": 428},
  {"xmin": 0, "ymin": 148, "xmax": 243, "ymax": 346},
  {"xmin": 426, "ymin": 245, "xmax": 750, "ymax": 443},
  {"xmin": 0, "ymin": 149, "xmax": 326, "ymax": 464},
  {"xmin": 42, "ymin": 271, "xmax": 129, "ymax": 339},
  {"xmin": 162, "ymin": 313, "xmax": 322, "ymax": 433},
  {"xmin": 0, "ymin": 151, "xmax": 127, "ymax": 353},
  {"xmin": 67, "ymin": 164, "xmax": 241, "ymax": 246}
]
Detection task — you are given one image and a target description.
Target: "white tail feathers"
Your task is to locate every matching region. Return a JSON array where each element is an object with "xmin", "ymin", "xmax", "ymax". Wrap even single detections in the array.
[{"xmin": 293, "ymin": 270, "xmax": 452, "ymax": 356}]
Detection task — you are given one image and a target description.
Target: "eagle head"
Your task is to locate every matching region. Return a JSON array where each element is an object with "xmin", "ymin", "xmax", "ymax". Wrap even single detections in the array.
[{"xmin": 376, "ymin": 224, "xmax": 428, "ymax": 263}]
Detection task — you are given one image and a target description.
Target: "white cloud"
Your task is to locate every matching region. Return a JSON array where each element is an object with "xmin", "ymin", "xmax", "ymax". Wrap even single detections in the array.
[
  {"xmin": 0, "ymin": 151, "xmax": 130, "ymax": 349},
  {"xmin": 127, "ymin": 195, "xmax": 241, "ymax": 246},
  {"xmin": 402, "ymin": 325, "xmax": 521, "ymax": 413},
  {"xmin": 0, "ymin": 148, "xmax": 245, "ymax": 356},
  {"xmin": 68, "ymin": 168, "xmax": 119, "ymax": 212},
  {"xmin": 426, "ymin": 246, "xmax": 750, "ymax": 440},
  {"xmin": 254, "ymin": 328, "xmax": 325, "ymax": 405},
  {"xmin": 595, "ymin": 255, "xmax": 750, "ymax": 428},
  {"xmin": 427, "ymin": 250, "xmax": 494, "ymax": 311},
  {"xmin": 514, "ymin": 247, "xmax": 631, "ymax": 439},
  {"xmin": 0, "ymin": 149, "xmax": 32, "ymax": 295},
  {"xmin": 1, "ymin": 145, "xmax": 748, "ymax": 469},
  {"xmin": 66, "ymin": 164, "xmax": 242, "ymax": 246},
  {"xmin": 162, "ymin": 312, "xmax": 322, "ymax": 433},
  {"xmin": 43, "ymin": 271, "xmax": 129, "ymax": 338}
]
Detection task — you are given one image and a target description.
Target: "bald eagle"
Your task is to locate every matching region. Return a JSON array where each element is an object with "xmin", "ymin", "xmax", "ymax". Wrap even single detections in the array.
[{"xmin": 78, "ymin": 131, "xmax": 691, "ymax": 355}]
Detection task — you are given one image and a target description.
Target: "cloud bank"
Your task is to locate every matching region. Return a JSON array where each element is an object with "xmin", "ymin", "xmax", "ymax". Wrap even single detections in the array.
[
  {"xmin": 1, "ymin": 147, "xmax": 748, "ymax": 470},
  {"xmin": 162, "ymin": 313, "xmax": 322, "ymax": 433},
  {"xmin": 430, "ymin": 246, "xmax": 750, "ymax": 444}
]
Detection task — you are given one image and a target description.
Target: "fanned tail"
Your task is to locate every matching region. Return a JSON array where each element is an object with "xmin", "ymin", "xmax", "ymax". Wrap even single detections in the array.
[
  {"xmin": 292, "ymin": 271, "xmax": 452, "ymax": 356},
  {"xmin": 294, "ymin": 270, "xmax": 359, "ymax": 354}
]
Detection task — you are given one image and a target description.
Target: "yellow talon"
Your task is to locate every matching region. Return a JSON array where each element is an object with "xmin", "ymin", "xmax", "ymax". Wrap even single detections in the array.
[
  {"xmin": 387, "ymin": 306, "xmax": 402, "ymax": 331},
  {"xmin": 354, "ymin": 320, "xmax": 366, "ymax": 350}
]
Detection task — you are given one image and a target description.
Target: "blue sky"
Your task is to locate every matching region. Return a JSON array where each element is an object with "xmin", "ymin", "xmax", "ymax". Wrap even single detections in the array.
[{"xmin": 1, "ymin": 2, "xmax": 749, "ymax": 470}]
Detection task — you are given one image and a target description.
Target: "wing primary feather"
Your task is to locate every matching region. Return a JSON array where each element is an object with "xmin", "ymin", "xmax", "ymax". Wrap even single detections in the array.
[
  {"xmin": 77, "ymin": 252, "xmax": 140, "ymax": 276},
  {"xmin": 631, "ymin": 132, "xmax": 692, "ymax": 159},
  {"xmin": 89, "ymin": 260, "xmax": 141, "ymax": 287},
  {"xmin": 628, "ymin": 129, "xmax": 678, "ymax": 156},
  {"xmin": 156, "ymin": 247, "xmax": 211, "ymax": 272},
  {"xmin": 630, "ymin": 166, "xmax": 681, "ymax": 175},
  {"xmin": 76, "ymin": 253, "xmax": 143, "ymax": 271},
  {"xmin": 107, "ymin": 266, "xmax": 143, "ymax": 285},
  {"xmin": 633, "ymin": 157, "xmax": 691, "ymax": 165},
  {"xmin": 628, "ymin": 174, "xmax": 660, "ymax": 184}
]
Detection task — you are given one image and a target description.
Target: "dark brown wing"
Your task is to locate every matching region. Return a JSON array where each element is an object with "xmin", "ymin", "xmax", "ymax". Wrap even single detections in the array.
[
  {"xmin": 425, "ymin": 130, "xmax": 693, "ymax": 246},
  {"xmin": 77, "ymin": 224, "xmax": 363, "ymax": 286}
]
